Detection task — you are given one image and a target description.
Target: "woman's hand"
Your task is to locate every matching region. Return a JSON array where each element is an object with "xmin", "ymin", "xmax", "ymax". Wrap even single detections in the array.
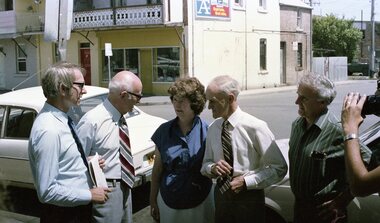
[
  {"xmin": 341, "ymin": 92, "xmax": 366, "ymax": 134},
  {"xmin": 150, "ymin": 201, "xmax": 160, "ymax": 222}
]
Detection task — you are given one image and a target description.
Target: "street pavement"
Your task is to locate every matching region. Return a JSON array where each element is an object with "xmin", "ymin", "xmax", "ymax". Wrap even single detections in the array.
[{"xmin": 0, "ymin": 77, "xmax": 372, "ymax": 223}]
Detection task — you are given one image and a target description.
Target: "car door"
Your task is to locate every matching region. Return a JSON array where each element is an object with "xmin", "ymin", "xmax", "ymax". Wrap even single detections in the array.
[{"xmin": 0, "ymin": 106, "xmax": 37, "ymax": 188}]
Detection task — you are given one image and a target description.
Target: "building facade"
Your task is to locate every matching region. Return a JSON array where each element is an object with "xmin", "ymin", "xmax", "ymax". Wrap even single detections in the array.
[
  {"xmin": 279, "ymin": 0, "xmax": 311, "ymax": 85},
  {"xmin": 0, "ymin": 0, "xmax": 44, "ymax": 90},
  {"xmin": 0, "ymin": 0, "xmax": 283, "ymax": 95}
]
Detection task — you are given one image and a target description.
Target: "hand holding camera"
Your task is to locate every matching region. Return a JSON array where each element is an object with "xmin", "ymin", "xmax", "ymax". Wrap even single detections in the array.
[
  {"xmin": 362, "ymin": 94, "xmax": 380, "ymax": 116},
  {"xmin": 342, "ymin": 92, "xmax": 365, "ymax": 135}
]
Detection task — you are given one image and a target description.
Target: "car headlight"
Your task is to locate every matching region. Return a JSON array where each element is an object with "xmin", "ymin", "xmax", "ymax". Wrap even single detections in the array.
[{"xmin": 142, "ymin": 151, "xmax": 155, "ymax": 168}]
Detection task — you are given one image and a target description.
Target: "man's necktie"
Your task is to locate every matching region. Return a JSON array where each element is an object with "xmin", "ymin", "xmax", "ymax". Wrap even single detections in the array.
[
  {"xmin": 119, "ymin": 116, "xmax": 135, "ymax": 188},
  {"xmin": 218, "ymin": 120, "xmax": 233, "ymax": 194},
  {"xmin": 67, "ymin": 117, "xmax": 89, "ymax": 170}
]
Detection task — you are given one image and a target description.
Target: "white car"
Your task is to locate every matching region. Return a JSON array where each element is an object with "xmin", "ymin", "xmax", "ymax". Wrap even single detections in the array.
[
  {"xmin": 265, "ymin": 137, "xmax": 380, "ymax": 223},
  {"xmin": 0, "ymin": 86, "xmax": 166, "ymax": 189}
]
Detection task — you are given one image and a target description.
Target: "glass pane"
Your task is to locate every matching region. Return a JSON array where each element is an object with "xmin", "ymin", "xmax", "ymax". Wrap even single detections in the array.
[
  {"xmin": 153, "ymin": 47, "xmax": 180, "ymax": 82},
  {"xmin": 260, "ymin": 39, "xmax": 267, "ymax": 70},
  {"xmin": 125, "ymin": 49, "xmax": 139, "ymax": 75},
  {"xmin": 297, "ymin": 43, "xmax": 303, "ymax": 67},
  {"xmin": 102, "ymin": 49, "xmax": 139, "ymax": 81},
  {"xmin": 68, "ymin": 94, "xmax": 108, "ymax": 123},
  {"xmin": 18, "ymin": 60, "xmax": 27, "ymax": 72},
  {"xmin": 102, "ymin": 49, "xmax": 124, "ymax": 81},
  {"xmin": 17, "ymin": 45, "xmax": 26, "ymax": 57},
  {"xmin": 74, "ymin": 0, "xmax": 92, "ymax": 11},
  {"xmin": 93, "ymin": 0, "xmax": 111, "ymax": 9},
  {"xmin": 125, "ymin": 0, "xmax": 147, "ymax": 6},
  {"xmin": 6, "ymin": 107, "xmax": 37, "ymax": 138}
]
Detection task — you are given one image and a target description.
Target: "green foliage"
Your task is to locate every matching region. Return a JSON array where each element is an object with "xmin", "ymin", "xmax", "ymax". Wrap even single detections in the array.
[{"xmin": 313, "ymin": 14, "xmax": 362, "ymax": 62}]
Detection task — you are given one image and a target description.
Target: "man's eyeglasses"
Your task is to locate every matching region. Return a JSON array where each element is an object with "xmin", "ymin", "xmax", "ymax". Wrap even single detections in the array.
[
  {"xmin": 127, "ymin": 91, "xmax": 143, "ymax": 100},
  {"xmin": 73, "ymin": 82, "xmax": 85, "ymax": 89}
]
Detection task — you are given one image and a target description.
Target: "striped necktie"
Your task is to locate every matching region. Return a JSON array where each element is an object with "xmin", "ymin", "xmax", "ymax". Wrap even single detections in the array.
[
  {"xmin": 119, "ymin": 116, "xmax": 135, "ymax": 188},
  {"xmin": 218, "ymin": 120, "xmax": 233, "ymax": 194}
]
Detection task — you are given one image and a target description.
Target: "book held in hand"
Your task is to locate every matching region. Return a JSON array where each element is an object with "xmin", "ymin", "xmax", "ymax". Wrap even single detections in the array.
[{"xmin": 89, "ymin": 152, "xmax": 108, "ymax": 188}]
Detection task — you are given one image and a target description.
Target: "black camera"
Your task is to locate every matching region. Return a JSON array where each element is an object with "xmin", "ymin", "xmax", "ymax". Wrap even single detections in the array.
[
  {"xmin": 362, "ymin": 94, "xmax": 380, "ymax": 116},
  {"xmin": 361, "ymin": 80, "xmax": 380, "ymax": 116}
]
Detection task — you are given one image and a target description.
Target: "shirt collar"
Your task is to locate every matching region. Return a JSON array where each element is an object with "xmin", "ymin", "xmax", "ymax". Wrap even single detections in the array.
[
  {"xmin": 314, "ymin": 109, "xmax": 329, "ymax": 130},
  {"xmin": 171, "ymin": 116, "xmax": 201, "ymax": 135},
  {"xmin": 104, "ymin": 98, "xmax": 123, "ymax": 123},
  {"xmin": 224, "ymin": 106, "xmax": 242, "ymax": 128},
  {"xmin": 43, "ymin": 102, "xmax": 69, "ymax": 124}
]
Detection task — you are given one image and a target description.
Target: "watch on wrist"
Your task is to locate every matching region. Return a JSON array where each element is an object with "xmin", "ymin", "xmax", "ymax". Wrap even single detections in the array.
[
  {"xmin": 343, "ymin": 133, "xmax": 358, "ymax": 141},
  {"xmin": 211, "ymin": 164, "xmax": 216, "ymax": 174}
]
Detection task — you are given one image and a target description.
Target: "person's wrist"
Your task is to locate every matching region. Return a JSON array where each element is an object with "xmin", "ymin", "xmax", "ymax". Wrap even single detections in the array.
[
  {"xmin": 211, "ymin": 163, "xmax": 217, "ymax": 175},
  {"xmin": 343, "ymin": 125, "xmax": 359, "ymax": 136},
  {"xmin": 343, "ymin": 133, "xmax": 359, "ymax": 142}
]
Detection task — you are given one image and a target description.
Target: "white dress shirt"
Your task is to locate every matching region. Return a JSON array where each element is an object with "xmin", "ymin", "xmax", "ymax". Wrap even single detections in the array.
[
  {"xmin": 77, "ymin": 99, "xmax": 122, "ymax": 179},
  {"xmin": 201, "ymin": 107, "xmax": 288, "ymax": 190},
  {"xmin": 28, "ymin": 102, "xmax": 92, "ymax": 206}
]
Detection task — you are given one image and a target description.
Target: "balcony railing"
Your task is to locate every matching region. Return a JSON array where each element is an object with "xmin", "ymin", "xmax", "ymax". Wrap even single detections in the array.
[
  {"xmin": 0, "ymin": 11, "xmax": 43, "ymax": 35},
  {"xmin": 73, "ymin": 5, "xmax": 163, "ymax": 29}
]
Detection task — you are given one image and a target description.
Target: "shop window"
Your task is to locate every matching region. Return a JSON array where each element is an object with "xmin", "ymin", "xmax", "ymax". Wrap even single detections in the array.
[
  {"xmin": 102, "ymin": 49, "xmax": 139, "ymax": 81},
  {"xmin": 16, "ymin": 44, "xmax": 27, "ymax": 73},
  {"xmin": 153, "ymin": 47, "xmax": 180, "ymax": 82},
  {"xmin": 260, "ymin": 39, "xmax": 267, "ymax": 71}
]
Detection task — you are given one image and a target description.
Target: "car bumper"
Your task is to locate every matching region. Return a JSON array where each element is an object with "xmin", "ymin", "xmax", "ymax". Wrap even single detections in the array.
[{"xmin": 134, "ymin": 166, "xmax": 153, "ymax": 188}]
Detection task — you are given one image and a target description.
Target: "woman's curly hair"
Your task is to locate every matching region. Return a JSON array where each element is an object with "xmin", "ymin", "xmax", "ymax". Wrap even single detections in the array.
[{"xmin": 168, "ymin": 77, "xmax": 206, "ymax": 115}]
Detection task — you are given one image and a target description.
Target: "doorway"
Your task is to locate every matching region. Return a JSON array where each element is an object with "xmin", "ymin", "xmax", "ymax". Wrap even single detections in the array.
[{"xmin": 80, "ymin": 43, "xmax": 91, "ymax": 85}]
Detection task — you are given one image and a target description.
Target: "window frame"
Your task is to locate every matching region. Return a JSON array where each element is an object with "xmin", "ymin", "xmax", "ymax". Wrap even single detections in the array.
[
  {"xmin": 259, "ymin": 38, "xmax": 267, "ymax": 71},
  {"xmin": 101, "ymin": 48, "xmax": 140, "ymax": 82},
  {"xmin": 297, "ymin": 42, "xmax": 303, "ymax": 68},
  {"xmin": 16, "ymin": 44, "xmax": 27, "ymax": 73},
  {"xmin": 152, "ymin": 47, "xmax": 180, "ymax": 83},
  {"xmin": 233, "ymin": 0, "xmax": 245, "ymax": 10},
  {"xmin": 258, "ymin": 0, "xmax": 267, "ymax": 11},
  {"xmin": 5, "ymin": 106, "xmax": 37, "ymax": 139},
  {"xmin": 297, "ymin": 8, "xmax": 302, "ymax": 29}
]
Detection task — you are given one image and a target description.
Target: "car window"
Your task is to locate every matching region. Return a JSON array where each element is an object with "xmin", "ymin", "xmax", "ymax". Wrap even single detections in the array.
[
  {"xmin": 0, "ymin": 106, "xmax": 4, "ymax": 135},
  {"xmin": 68, "ymin": 94, "xmax": 108, "ymax": 123},
  {"xmin": 5, "ymin": 107, "xmax": 37, "ymax": 139}
]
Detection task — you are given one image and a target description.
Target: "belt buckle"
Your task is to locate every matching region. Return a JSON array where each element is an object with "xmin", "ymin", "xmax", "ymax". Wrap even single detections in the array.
[
  {"xmin": 107, "ymin": 179, "xmax": 118, "ymax": 187},
  {"xmin": 112, "ymin": 179, "xmax": 117, "ymax": 187}
]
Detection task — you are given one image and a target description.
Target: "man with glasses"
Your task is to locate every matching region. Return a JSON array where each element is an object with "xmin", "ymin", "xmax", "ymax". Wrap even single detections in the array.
[
  {"xmin": 28, "ymin": 62, "xmax": 110, "ymax": 223},
  {"xmin": 288, "ymin": 74, "xmax": 371, "ymax": 223},
  {"xmin": 77, "ymin": 70, "xmax": 142, "ymax": 223}
]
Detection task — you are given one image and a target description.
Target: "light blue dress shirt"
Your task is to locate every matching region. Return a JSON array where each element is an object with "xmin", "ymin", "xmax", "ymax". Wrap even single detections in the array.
[
  {"xmin": 76, "ymin": 99, "xmax": 122, "ymax": 179},
  {"xmin": 28, "ymin": 102, "xmax": 92, "ymax": 207}
]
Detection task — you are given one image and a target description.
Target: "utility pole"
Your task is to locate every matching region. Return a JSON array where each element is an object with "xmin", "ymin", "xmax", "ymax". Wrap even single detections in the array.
[{"xmin": 370, "ymin": 0, "xmax": 376, "ymax": 77}]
